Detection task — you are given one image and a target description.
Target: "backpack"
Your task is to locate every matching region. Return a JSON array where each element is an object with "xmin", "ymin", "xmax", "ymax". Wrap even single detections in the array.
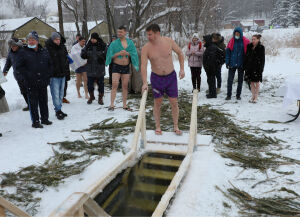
[{"xmin": 188, "ymin": 42, "xmax": 202, "ymax": 51}]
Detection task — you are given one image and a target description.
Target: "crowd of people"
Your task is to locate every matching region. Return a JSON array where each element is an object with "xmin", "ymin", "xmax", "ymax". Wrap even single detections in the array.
[
  {"xmin": 0, "ymin": 23, "xmax": 265, "ymax": 137},
  {"xmin": 186, "ymin": 26, "xmax": 265, "ymax": 102}
]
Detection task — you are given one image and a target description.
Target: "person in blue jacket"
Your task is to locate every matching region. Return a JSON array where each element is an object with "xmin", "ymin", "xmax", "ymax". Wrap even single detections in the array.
[
  {"xmin": 16, "ymin": 31, "xmax": 53, "ymax": 128},
  {"xmin": 225, "ymin": 27, "xmax": 250, "ymax": 100}
]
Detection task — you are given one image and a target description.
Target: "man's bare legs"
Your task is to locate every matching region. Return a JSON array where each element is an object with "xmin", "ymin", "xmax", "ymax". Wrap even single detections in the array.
[
  {"xmin": 154, "ymin": 97, "xmax": 163, "ymax": 132},
  {"xmin": 76, "ymin": 73, "xmax": 82, "ymax": 98},
  {"xmin": 82, "ymin": 72, "xmax": 89, "ymax": 99},
  {"xmin": 153, "ymin": 97, "xmax": 180, "ymax": 134},
  {"xmin": 121, "ymin": 74, "xmax": 130, "ymax": 108},
  {"xmin": 110, "ymin": 73, "xmax": 121, "ymax": 108},
  {"xmin": 168, "ymin": 97, "xmax": 180, "ymax": 133}
]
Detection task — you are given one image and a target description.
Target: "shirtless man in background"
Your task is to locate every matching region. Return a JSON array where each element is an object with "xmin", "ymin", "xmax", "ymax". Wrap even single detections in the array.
[
  {"xmin": 141, "ymin": 23, "xmax": 185, "ymax": 135},
  {"xmin": 107, "ymin": 26, "xmax": 133, "ymax": 111}
]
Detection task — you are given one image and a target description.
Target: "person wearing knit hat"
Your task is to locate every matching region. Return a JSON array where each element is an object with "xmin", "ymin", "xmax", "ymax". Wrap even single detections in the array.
[
  {"xmin": 16, "ymin": 31, "xmax": 53, "ymax": 128},
  {"xmin": 81, "ymin": 32, "xmax": 107, "ymax": 105},
  {"xmin": 186, "ymin": 32, "xmax": 204, "ymax": 92},
  {"xmin": 27, "ymin": 31, "xmax": 39, "ymax": 41},
  {"xmin": 3, "ymin": 37, "xmax": 29, "ymax": 111},
  {"xmin": 46, "ymin": 32, "xmax": 70, "ymax": 120},
  {"xmin": 192, "ymin": 33, "xmax": 199, "ymax": 39},
  {"xmin": 51, "ymin": 32, "xmax": 61, "ymax": 41}
]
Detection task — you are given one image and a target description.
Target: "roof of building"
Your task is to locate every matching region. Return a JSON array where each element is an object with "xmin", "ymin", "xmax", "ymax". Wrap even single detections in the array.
[
  {"xmin": 0, "ymin": 17, "xmax": 35, "ymax": 31},
  {"xmin": 50, "ymin": 20, "xmax": 104, "ymax": 32}
]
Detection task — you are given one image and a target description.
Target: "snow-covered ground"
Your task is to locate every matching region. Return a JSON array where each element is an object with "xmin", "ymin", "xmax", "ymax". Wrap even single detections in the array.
[{"xmin": 0, "ymin": 29, "xmax": 300, "ymax": 216}]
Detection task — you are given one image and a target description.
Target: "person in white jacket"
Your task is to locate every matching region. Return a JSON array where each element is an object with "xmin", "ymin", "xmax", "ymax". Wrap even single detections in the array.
[{"xmin": 70, "ymin": 37, "xmax": 89, "ymax": 99}]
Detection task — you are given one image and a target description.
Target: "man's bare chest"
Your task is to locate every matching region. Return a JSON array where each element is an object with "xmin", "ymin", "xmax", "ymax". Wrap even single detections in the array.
[{"xmin": 148, "ymin": 44, "xmax": 172, "ymax": 61}]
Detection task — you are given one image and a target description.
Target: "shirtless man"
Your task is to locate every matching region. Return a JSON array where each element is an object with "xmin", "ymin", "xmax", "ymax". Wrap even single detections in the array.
[
  {"xmin": 141, "ymin": 24, "xmax": 185, "ymax": 135},
  {"xmin": 106, "ymin": 26, "xmax": 139, "ymax": 111}
]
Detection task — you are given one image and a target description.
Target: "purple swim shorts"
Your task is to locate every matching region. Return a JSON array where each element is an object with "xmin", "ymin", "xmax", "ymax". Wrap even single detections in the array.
[{"xmin": 150, "ymin": 70, "xmax": 178, "ymax": 99}]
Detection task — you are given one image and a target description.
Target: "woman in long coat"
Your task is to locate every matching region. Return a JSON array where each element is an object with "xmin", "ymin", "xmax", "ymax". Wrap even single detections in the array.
[{"xmin": 244, "ymin": 34, "xmax": 265, "ymax": 103}]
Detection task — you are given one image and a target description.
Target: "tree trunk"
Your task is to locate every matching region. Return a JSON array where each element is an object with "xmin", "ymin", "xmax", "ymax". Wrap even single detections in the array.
[
  {"xmin": 82, "ymin": 0, "xmax": 89, "ymax": 39},
  {"xmin": 57, "ymin": 0, "xmax": 64, "ymax": 36},
  {"xmin": 105, "ymin": 0, "xmax": 113, "ymax": 41}
]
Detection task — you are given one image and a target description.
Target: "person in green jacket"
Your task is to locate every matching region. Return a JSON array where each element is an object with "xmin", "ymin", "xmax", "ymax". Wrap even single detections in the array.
[{"xmin": 106, "ymin": 26, "xmax": 139, "ymax": 111}]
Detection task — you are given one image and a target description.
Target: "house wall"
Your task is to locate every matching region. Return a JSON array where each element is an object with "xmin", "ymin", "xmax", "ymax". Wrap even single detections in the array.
[
  {"xmin": 13, "ymin": 17, "xmax": 56, "ymax": 46},
  {"xmin": 89, "ymin": 22, "xmax": 110, "ymax": 43}
]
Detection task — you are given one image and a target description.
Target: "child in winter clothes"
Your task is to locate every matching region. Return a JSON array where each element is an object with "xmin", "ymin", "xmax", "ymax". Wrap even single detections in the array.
[{"xmin": 186, "ymin": 33, "xmax": 204, "ymax": 91}]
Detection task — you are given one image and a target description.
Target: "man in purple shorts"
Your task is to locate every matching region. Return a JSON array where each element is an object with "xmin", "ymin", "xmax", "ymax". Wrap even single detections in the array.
[{"xmin": 141, "ymin": 24, "xmax": 185, "ymax": 135}]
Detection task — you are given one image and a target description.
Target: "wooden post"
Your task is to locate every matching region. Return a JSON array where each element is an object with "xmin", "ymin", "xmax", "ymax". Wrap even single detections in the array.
[
  {"xmin": 0, "ymin": 197, "xmax": 31, "ymax": 217},
  {"xmin": 0, "ymin": 206, "xmax": 6, "ymax": 217},
  {"xmin": 74, "ymin": 206, "xmax": 84, "ymax": 217},
  {"xmin": 83, "ymin": 197, "xmax": 110, "ymax": 217},
  {"xmin": 140, "ymin": 110, "xmax": 147, "ymax": 149}
]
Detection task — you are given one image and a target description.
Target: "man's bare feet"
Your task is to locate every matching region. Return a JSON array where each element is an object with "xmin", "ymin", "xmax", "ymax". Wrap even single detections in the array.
[
  {"xmin": 78, "ymin": 95, "xmax": 82, "ymax": 98},
  {"xmin": 85, "ymin": 95, "xmax": 89, "ymax": 99},
  {"xmin": 174, "ymin": 129, "xmax": 182, "ymax": 136},
  {"xmin": 155, "ymin": 129, "xmax": 162, "ymax": 135}
]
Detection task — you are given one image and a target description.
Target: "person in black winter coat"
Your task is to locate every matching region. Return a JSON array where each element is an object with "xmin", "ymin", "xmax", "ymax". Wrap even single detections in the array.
[
  {"xmin": 203, "ymin": 35, "xmax": 224, "ymax": 98},
  {"xmin": 3, "ymin": 38, "xmax": 29, "ymax": 111},
  {"xmin": 46, "ymin": 32, "xmax": 70, "ymax": 120},
  {"xmin": 16, "ymin": 31, "xmax": 53, "ymax": 128},
  {"xmin": 212, "ymin": 33, "xmax": 226, "ymax": 93},
  {"xmin": 81, "ymin": 32, "xmax": 107, "ymax": 105},
  {"xmin": 244, "ymin": 34, "xmax": 265, "ymax": 103}
]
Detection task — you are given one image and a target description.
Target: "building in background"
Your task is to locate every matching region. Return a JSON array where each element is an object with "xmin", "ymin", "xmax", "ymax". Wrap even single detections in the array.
[{"xmin": 0, "ymin": 17, "xmax": 56, "ymax": 57}]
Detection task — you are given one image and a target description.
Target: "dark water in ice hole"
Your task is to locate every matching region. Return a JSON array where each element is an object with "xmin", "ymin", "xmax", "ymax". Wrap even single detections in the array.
[{"xmin": 94, "ymin": 152, "xmax": 185, "ymax": 217}]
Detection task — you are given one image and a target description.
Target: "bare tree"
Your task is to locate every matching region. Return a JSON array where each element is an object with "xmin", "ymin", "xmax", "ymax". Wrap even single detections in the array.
[
  {"xmin": 82, "ymin": 0, "xmax": 89, "ymax": 38},
  {"xmin": 126, "ymin": 0, "xmax": 181, "ymax": 38},
  {"xmin": 12, "ymin": 0, "xmax": 25, "ymax": 10},
  {"xmin": 61, "ymin": 0, "xmax": 81, "ymax": 34},
  {"xmin": 57, "ymin": 0, "xmax": 65, "ymax": 36}
]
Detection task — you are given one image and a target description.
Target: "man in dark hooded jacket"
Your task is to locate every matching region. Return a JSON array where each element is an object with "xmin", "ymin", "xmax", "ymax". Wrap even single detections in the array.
[
  {"xmin": 16, "ymin": 31, "xmax": 53, "ymax": 128},
  {"xmin": 3, "ymin": 38, "xmax": 29, "ymax": 111},
  {"xmin": 212, "ymin": 33, "xmax": 226, "ymax": 93},
  {"xmin": 225, "ymin": 27, "xmax": 250, "ymax": 100},
  {"xmin": 46, "ymin": 32, "xmax": 70, "ymax": 120},
  {"xmin": 81, "ymin": 32, "xmax": 107, "ymax": 105},
  {"xmin": 203, "ymin": 35, "xmax": 224, "ymax": 98}
]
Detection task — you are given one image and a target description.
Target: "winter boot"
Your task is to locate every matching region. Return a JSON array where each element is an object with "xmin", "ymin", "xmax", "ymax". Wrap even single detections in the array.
[
  {"xmin": 32, "ymin": 122, "xmax": 43, "ymax": 128},
  {"xmin": 41, "ymin": 120, "xmax": 53, "ymax": 125},
  {"xmin": 56, "ymin": 111, "xmax": 65, "ymax": 120},
  {"xmin": 98, "ymin": 93, "xmax": 104, "ymax": 105},
  {"xmin": 87, "ymin": 91, "xmax": 95, "ymax": 104},
  {"xmin": 22, "ymin": 106, "xmax": 29, "ymax": 111}
]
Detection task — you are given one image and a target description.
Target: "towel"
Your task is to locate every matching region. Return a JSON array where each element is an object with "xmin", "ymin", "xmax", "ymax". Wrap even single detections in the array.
[
  {"xmin": 70, "ymin": 43, "xmax": 87, "ymax": 71},
  {"xmin": 105, "ymin": 38, "xmax": 139, "ymax": 71}
]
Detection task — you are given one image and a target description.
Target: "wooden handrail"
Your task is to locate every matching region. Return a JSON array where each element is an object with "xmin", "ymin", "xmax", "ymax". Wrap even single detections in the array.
[
  {"xmin": 152, "ymin": 89, "xmax": 199, "ymax": 217},
  {"xmin": 48, "ymin": 192, "xmax": 109, "ymax": 217},
  {"xmin": 0, "ymin": 196, "xmax": 32, "ymax": 217},
  {"xmin": 130, "ymin": 90, "xmax": 148, "ymax": 152}
]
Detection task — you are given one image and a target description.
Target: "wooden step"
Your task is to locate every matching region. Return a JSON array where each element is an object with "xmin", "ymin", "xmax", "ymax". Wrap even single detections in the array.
[
  {"xmin": 142, "ymin": 156, "xmax": 182, "ymax": 168},
  {"xmin": 133, "ymin": 182, "xmax": 168, "ymax": 195},
  {"xmin": 127, "ymin": 197, "xmax": 158, "ymax": 213},
  {"xmin": 136, "ymin": 168, "xmax": 176, "ymax": 180}
]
